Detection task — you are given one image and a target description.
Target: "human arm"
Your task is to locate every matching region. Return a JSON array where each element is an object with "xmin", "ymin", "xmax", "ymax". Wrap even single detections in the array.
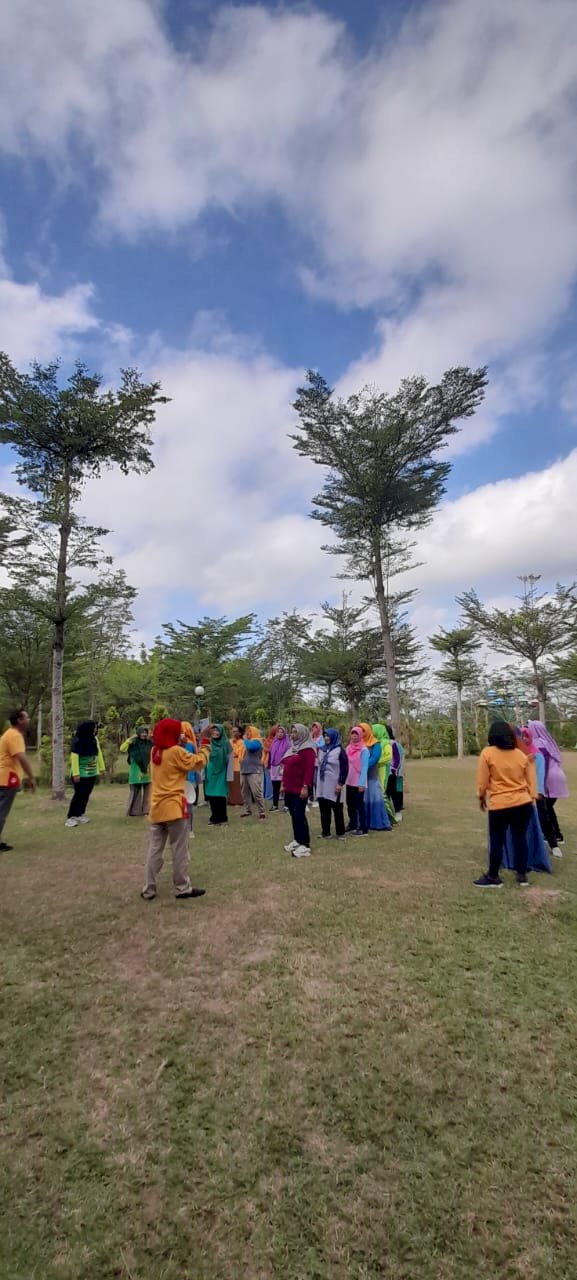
[
  {"xmin": 174, "ymin": 744, "xmax": 210, "ymax": 774},
  {"xmin": 243, "ymin": 737, "xmax": 263, "ymax": 752},
  {"xmin": 476, "ymin": 751, "xmax": 489, "ymax": 810},
  {"xmin": 70, "ymin": 752, "xmax": 81, "ymax": 783},
  {"xmin": 527, "ymin": 757, "xmax": 538, "ymax": 802},
  {"xmin": 14, "ymin": 751, "xmax": 36, "ymax": 791},
  {"xmin": 96, "ymin": 740, "xmax": 105, "ymax": 775},
  {"xmin": 338, "ymin": 748, "xmax": 349, "ymax": 790},
  {"xmin": 119, "ymin": 737, "xmax": 133, "ymax": 754},
  {"xmin": 534, "ymin": 752, "xmax": 545, "ymax": 796},
  {"xmin": 358, "ymin": 747, "xmax": 369, "ymax": 790}
]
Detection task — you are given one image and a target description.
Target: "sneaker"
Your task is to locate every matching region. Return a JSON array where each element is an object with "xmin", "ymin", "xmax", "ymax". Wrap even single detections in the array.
[
  {"xmin": 0, "ymin": 841, "xmax": 13, "ymax": 851},
  {"xmin": 292, "ymin": 845, "xmax": 311, "ymax": 858},
  {"xmin": 394, "ymin": 813, "xmax": 403, "ymax": 824},
  {"xmin": 65, "ymin": 818, "xmax": 78, "ymax": 828},
  {"xmin": 517, "ymin": 875, "xmax": 530, "ymax": 887},
  {"xmin": 336, "ymin": 835, "xmax": 347, "ymax": 842},
  {"xmin": 77, "ymin": 815, "xmax": 90, "ymax": 824},
  {"xmin": 552, "ymin": 847, "xmax": 563, "ymax": 858},
  {"xmin": 175, "ymin": 888, "xmax": 206, "ymax": 899},
  {"xmin": 474, "ymin": 874, "xmax": 503, "ymax": 888},
  {"xmin": 284, "ymin": 840, "xmax": 298, "ymax": 853},
  {"xmin": 140, "ymin": 890, "xmax": 156, "ymax": 901}
]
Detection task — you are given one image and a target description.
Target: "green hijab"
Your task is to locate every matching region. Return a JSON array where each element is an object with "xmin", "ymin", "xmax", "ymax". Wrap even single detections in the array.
[
  {"xmin": 372, "ymin": 723, "xmax": 390, "ymax": 748},
  {"xmin": 209, "ymin": 723, "xmax": 231, "ymax": 767}
]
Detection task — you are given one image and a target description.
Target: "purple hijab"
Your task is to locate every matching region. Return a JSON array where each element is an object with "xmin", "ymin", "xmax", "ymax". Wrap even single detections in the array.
[
  {"xmin": 269, "ymin": 729, "xmax": 290, "ymax": 776},
  {"xmin": 526, "ymin": 721, "xmax": 569, "ymax": 799}
]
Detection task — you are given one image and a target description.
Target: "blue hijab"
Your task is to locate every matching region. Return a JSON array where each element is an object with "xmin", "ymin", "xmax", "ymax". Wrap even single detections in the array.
[{"xmin": 319, "ymin": 728, "xmax": 341, "ymax": 779}]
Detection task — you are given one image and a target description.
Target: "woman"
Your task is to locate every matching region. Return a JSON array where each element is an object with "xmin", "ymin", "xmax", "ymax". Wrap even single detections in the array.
[
  {"xmin": 205, "ymin": 723, "xmax": 231, "ymax": 826},
  {"xmin": 262, "ymin": 725, "xmax": 277, "ymax": 802},
  {"xmin": 141, "ymin": 718, "xmax": 211, "ymax": 901},
  {"xmin": 474, "ymin": 720, "xmax": 537, "ymax": 888},
  {"xmin": 345, "ymin": 726, "xmax": 369, "ymax": 836},
  {"xmin": 240, "ymin": 725, "xmax": 266, "ymax": 820},
  {"xmin": 282, "ymin": 724, "xmax": 317, "ymax": 858},
  {"xmin": 269, "ymin": 726, "xmax": 290, "ymax": 810},
  {"xmin": 386, "ymin": 727, "xmax": 405, "ymax": 821},
  {"xmin": 308, "ymin": 722, "xmax": 325, "ymax": 808},
  {"xmin": 317, "ymin": 728, "xmax": 349, "ymax": 839},
  {"xmin": 65, "ymin": 720, "xmax": 105, "ymax": 828},
  {"xmin": 525, "ymin": 720, "xmax": 568, "ymax": 856},
  {"xmin": 121, "ymin": 726, "xmax": 152, "ymax": 817},
  {"xmin": 228, "ymin": 726, "xmax": 244, "ymax": 807},
  {"xmin": 360, "ymin": 723, "xmax": 391, "ymax": 832},
  {"xmin": 497, "ymin": 726, "xmax": 551, "ymax": 873}
]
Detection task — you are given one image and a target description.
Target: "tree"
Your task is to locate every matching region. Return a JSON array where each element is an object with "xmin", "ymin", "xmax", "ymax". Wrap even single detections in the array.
[
  {"xmin": 429, "ymin": 626, "xmax": 480, "ymax": 758},
  {"xmin": 0, "ymin": 356, "xmax": 166, "ymax": 798},
  {"xmin": 0, "ymin": 582, "xmax": 52, "ymax": 727},
  {"xmin": 302, "ymin": 595, "xmax": 384, "ymax": 720},
  {"xmin": 292, "ymin": 366, "xmax": 487, "ymax": 737},
  {"xmin": 251, "ymin": 611, "xmax": 310, "ymax": 719},
  {"xmin": 458, "ymin": 575, "xmax": 577, "ymax": 723},
  {"xmin": 68, "ymin": 571, "xmax": 137, "ymax": 720},
  {"xmin": 159, "ymin": 615, "xmax": 256, "ymax": 720}
]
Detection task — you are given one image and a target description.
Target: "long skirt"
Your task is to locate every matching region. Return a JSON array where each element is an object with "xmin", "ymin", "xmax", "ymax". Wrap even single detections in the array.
[
  {"xmin": 228, "ymin": 773, "xmax": 243, "ymax": 806},
  {"xmin": 364, "ymin": 777, "xmax": 392, "ymax": 831},
  {"xmin": 127, "ymin": 783, "xmax": 150, "ymax": 817},
  {"xmin": 495, "ymin": 807, "xmax": 551, "ymax": 873},
  {"xmin": 263, "ymin": 768, "xmax": 273, "ymax": 801}
]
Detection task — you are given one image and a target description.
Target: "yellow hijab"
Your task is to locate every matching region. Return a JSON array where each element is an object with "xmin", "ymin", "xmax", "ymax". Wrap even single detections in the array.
[{"xmin": 359, "ymin": 722, "xmax": 377, "ymax": 748}]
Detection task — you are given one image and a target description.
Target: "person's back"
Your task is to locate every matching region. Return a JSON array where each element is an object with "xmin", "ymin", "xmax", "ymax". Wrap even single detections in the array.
[{"xmin": 477, "ymin": 745, "xmax": 536, "ymax": 810}]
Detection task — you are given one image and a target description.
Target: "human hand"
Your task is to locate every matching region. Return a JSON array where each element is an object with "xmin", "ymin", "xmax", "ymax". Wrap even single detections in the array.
[
  {"xmin": 479, "ymin": 796, "xmax": 486, "ymax": 812},
  {"xmin": 29, "ymin": 778, "xmax": 37, "ymax": 793},
  {"xmin": 335, "ymin": 784, "xmax": 342, "ymax": 795},
  {"xmin": 73, "ymin": 775, "xmax": 80, "ymax": 784},
  {"xmin": 359, "ymin": 786, "xmax": 366, "ymax": 794},
  {"xmin": 300, "ymin": 786, "xmax": 309, "ymax": 801}
]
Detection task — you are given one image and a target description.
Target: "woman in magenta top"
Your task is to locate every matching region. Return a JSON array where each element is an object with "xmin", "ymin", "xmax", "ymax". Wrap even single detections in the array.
[{"xmin": 281, "ymin": 724, "xmax": 316, "ymax": 859}]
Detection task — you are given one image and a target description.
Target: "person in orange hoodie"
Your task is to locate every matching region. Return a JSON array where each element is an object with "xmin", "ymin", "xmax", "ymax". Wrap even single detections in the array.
[
  {"xmin": 141, "ymin": 718, "xmax": 211, "ymax": 901},
  {"xmin": 474, "ymin": 720, "xmax": 538, "ymax": 889}
]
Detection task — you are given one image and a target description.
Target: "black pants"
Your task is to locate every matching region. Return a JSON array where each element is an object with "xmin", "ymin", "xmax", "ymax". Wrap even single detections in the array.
[
  {"xmin": 272, "ymin": 780, "xmax": 282, "ymax": 809},
  {"xmin": 0, "ymin": 786, "xmax": 17, "ymax": 839},
  {"xmin": 67, "ymin": 776, "xmax": 96, "ymax": 819},
  {"xmin": 318, "ymin": 796, "xmax": 345, "ymax": 837},
  {"xmin": 346, "ymin": 785, "xmax": 368, "ymax": 833},
  {"xmin": 285, "ymin": 792, "xmax": 310, "ymax": 848},
  {"xmin": 488, "ymin": 803, "xmax": 532, "ymax": 878},
  {"xmin": 537, "ymin": 797, "xmax": 563, "ymax": 847},
  {"xmin": 386, "ymin": 773, "xmax": 403, "ymax": 813},
  {"xmin": 208, "ymin": 795, "xmax": 228, "ymax": 825}
]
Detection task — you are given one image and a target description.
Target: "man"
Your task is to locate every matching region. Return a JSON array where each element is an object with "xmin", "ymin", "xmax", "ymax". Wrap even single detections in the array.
[{"xmin": 0, "ymin": 709, "xmax": 36, "ymax": 851}]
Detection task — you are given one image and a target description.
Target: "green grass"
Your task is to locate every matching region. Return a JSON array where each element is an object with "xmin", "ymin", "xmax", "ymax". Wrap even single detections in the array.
[{"xmin": 2, "ymin": 758, "xmax": 577, "ymax": 1280}]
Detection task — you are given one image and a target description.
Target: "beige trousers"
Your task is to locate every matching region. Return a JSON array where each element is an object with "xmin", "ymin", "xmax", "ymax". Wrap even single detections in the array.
[
  {"xmin": 240, "ymin": 772, "xmax": 265, "ymax": 816},
  {"xmin": 142, "ymin": 819, "xmax": 192, "ymax": 898}
]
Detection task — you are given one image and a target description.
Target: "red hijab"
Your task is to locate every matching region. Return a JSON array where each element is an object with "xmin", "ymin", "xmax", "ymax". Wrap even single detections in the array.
[{"xmin": 152, "ymin": 718, "xmax": 182, "ymax": 765}]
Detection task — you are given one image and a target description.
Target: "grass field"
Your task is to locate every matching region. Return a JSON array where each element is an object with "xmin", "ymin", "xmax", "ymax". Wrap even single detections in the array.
[{"xmin": 2, "ymin": 757, "xmax": 577, "ymax": 1280}]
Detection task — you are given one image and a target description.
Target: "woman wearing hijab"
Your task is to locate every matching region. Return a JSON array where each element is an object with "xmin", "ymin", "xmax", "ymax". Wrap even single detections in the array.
[
  {"xmin": 205, "ymin": 723, "xmax": 231, "ymax": 826},
  {"xmin": 65, "ymin": 721, "xmax": 105, "ymax": 828},
  {"xmin": 282, "ymin": 724, "xmax": 317, "ymax": 858},
  {"xmin": 346, "ymin": 727, "xmax": 370, "ymax": 836},
  {"xmin": 525, "ymin": 720, "xmax": 569, "ymax": 856},
  {"xmin": 269, "ymin": 726, "xmax": 290, "ymax": 811},
  {"xmin": 386, "ymin": 727, "xmax": 405, "ymax": 822},
  {"xmin": 361, "ymin": 723, "xmax": 392, "ymax": 832},
  {"xmin": 141, "ymin": 718, "xmax": 211, "ymax": 901},
  {"xmin": 262, "ymin": 725, "xmax": 277, "ymax": 802},
  {"xmin": 497, "ymin": 727, "xmax": 551, "ymax": 873},
  {"xmin": 309, "ymin": 722, "xmax": 325, "ymax": 808},
  {"xmin": 240, "ymin": 725, "xmax": 266, "ymax": 820},
  {"xmin": 316, "ymin": 728, "xmax": 349, "ymax": 839},
  {"xmin": 121, "ymin": 726, "xmax": 152, "ymax": 817},
  {"xmin": 228, "ymin": 726, "xmax": 245, "ymax": 807}
]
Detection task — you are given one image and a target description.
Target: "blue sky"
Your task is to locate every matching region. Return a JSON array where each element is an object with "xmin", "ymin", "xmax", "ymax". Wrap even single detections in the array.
[{"xmin": 1, "ymin": 0, "xmax": 577, "ymax": 647}]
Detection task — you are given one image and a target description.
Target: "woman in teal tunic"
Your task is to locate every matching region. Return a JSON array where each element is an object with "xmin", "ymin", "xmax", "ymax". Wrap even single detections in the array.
[
  {"xmin": 122, "ymin": 726, "xmax": 152, "ymax": 817},
  {"xmin": 205, "ymin": 723, "xmax": 231, "ymax": 826}
]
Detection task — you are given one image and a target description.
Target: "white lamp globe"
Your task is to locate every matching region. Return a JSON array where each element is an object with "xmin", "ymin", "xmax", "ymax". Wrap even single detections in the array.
[{"xmin": 194, "ymin": 684, "xmax": 205, "ymax": 697}]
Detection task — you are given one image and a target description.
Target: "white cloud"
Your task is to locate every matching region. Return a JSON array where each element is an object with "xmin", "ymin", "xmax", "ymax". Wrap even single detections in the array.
[{"xmin": 0, "ymin": 275, "xmax": 98, "ymax": 365}]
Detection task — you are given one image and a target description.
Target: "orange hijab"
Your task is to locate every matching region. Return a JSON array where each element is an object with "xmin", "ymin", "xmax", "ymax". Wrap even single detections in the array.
[{"xmin": 359, "ymin": 722, "xmax": 377, "ymax": 748}]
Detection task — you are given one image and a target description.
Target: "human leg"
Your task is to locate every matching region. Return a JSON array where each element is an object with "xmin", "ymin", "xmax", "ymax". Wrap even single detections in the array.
[
  {"xmin": 291, "ymin": 795, "xmax": 310, "ymax": 849},
  {"xmin": 142, "ymin": 823, "xmax": 168, "ymax": 898},
  {"xmin": 318, "ymin": 797, "xmax": 332, "ymax": 836},
  {"xmin": 549, "ymin": 799, "xmax": 564, "ymax": 844},
  {"xmin": 333, "ymin": 799, "xmax": 346, "ymax": 837},
  {"xmin": 0, "ymin": 787, "xmax": 17, "ymax": 844},
  {"xmin": 508, "ymin": 803, "xmax": 532, "ymax": 880},
  {"xmin": 208, "ymin": 796, "xmax": 219, "ymax": 824},
  {"xmin": 167, "ymin": 818, "xmax": 194, "ymax": 895},
  {"xmin": 488, "ymin": 809, "xmax": 508, "ymax": 879},
  {"xmin": 250, "ymin": 772, "xmax": 266, "ymax": 818},
  {"xmin": 213, "ymin": 795, "xmax": 228, "ymax": 824},
  {"xmin": 272, "ymin": 780, "xmax": 282, "ymax": 809},
  {"xmin": 346, "ymin": 785, "xmax": 359, "ymax": 831},
  {"xmin": 240, "ymin": 774, "xmax": 253, "ymax": 815}
]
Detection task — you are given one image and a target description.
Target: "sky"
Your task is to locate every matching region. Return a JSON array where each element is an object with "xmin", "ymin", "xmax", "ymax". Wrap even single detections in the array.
[{"xmin": 1, "ymin": 0, "xmax": 577, "ymax": 651}]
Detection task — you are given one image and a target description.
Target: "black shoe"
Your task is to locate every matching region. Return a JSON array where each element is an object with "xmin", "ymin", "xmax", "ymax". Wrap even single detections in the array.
[
  {"xmin": 474, "ymin": 874, "xmax": 503, "ymax": 889},
  {"xmin": 0, "ymin": 841, "xmax": 13, "ymax": 851},
  {"xmin": 320, "ymin": 833, "xmax": 333, "ymax": 840},
  {"xmin": 140, "ymin": 891, "xmax": 156, "ymax": 901},
  {"xmin": 176, "ymin": 888, "xmax": 206, "ymax": 899},
  {"xmin": 517, "ymin": 875, "xmax": 530, "ymax": 887}
]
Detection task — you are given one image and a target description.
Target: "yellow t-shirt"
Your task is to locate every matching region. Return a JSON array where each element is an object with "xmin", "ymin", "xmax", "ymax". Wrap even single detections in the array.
[
  {"xmin": 149, "ymin": 743, "xmax": 210, "ymax": 824},
  {"xmin": 477, "ymin": 746, "xmax": 537, "ymax": 810},
  {"xmin": 0, "ymin": 727, "xmax": 26, "ymax": 787}
]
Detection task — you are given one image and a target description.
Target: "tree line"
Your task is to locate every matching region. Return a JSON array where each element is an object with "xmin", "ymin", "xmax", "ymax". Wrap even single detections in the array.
[{"xmin": 1, "ymin": 352, "xmax": 576, "ymax": 796}]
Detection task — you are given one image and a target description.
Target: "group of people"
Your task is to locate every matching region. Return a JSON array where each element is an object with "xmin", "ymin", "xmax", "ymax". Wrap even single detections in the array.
[{"xmin": 475, "ymin": 719, "xmax": 569, "ymax": 888}]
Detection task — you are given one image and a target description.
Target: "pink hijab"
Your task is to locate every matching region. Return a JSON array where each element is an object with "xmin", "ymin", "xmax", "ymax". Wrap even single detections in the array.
[{"xmin": 346, "ymin": 726, "xmax": 366, "ymax": 786}]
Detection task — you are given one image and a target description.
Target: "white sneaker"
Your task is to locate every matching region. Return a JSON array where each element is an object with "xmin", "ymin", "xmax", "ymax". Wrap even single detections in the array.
[
  {"xmin": 552, "ymin": 846, "xmax": 563, "ymax": 858},
  {"xmin": 77, "ymin": 815, "xmax": 90, "ymax": 824},
  {"xmin": 394, "ymin": 813, "xmax": 403, "ymax": 824},
  {"xmin": 284, "ymin": 840, "xmax": 298, "ymax": 853},
  {"xmin": 292, "ymin": 845, "xmax": 311, "ymax": 858},
  {"xmin": 65, "ymin": 818, "xmax": 78, "ymax": 828}
]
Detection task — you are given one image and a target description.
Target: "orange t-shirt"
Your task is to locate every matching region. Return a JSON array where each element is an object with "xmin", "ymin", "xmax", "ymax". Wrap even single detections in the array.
[
  {"xmin": 149, "ymin": 743, "xmax": 210, "ymax": 824},
  {"xmin": 477, "ymin": 746, "xmax": 537, "ymax": 810},
  {"xmin": 0, "ymin": 727, "xmax": 25, "ymax": 788}
]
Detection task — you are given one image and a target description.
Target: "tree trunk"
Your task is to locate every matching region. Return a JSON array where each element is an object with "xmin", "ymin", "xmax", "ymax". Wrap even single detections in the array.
[
  {"xmin": 456, "ymin": 685, "xmax": 464, "ymax": 759},
  {"xmin": 36, "ymin": 700, "xmax": 43, "ymax": 754},
  {"xmin": 534, "ymin": 664, "xmax": 546, "ymax": 723},
  {"xmin": 349, "ymin": 699, "xmax": 359, "ymax": 723},
  {"xmin": 52, "ymin": 490, "xmax": 71, "ymax": 800},
  {"xmin": 373, "ymin": 554, "xmax": 402, "ymax": 739}
]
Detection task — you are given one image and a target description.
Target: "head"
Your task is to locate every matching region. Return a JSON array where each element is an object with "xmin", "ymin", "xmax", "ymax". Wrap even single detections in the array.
[
  {"xmin": 137, "ymin": 726, "xmax": 149, "ymax": 740},
  {"xmin": 9, "ymin": 709, "xmax": 29, "ymax": 730},
  {"xmin": 488, "ymin": 720, "xmax": 516, "ymax": 751},
  {"xmin": 151, "ymin": 718, "xmax": 183, "ymax": 764},
  {"xmin": 232, "ymin": 725, "xmax": 242, "ymax": 741},
  {"xmin": 275, "ymin": 725, "xmax": 287, "ymax": 740},
  {"xmin": 291, "ymin": 723, "xmax": 308, "ymax": 746},
  {"xmin": 349, "ymin": 727, "xmax": 362, "ymax": 744},
  {"xmin": 323, "ymin": 728, "xmax": 341, "ymax": 750},
  {"xmin": 211, "ymin": 724, "xmax": 223, "ymax": 740},
  {"xmin": 359, "ymin": 722, "xmax": 377, "ymax": 746},
  {"xmin": 310, "ymin": 722, "xmax": 322, "ymax": 739}
]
